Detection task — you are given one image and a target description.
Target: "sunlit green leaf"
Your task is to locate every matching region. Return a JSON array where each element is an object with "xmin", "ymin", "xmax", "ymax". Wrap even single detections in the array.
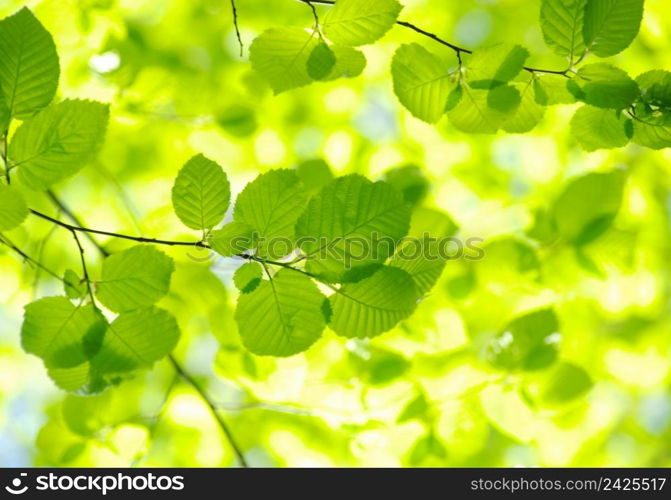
[
  {"xmin": 568, "ymin": 64, "xmax": 639, "ymax": 109},
  {"xmin": 391, "ymin": 43, "xmax": 452, "ymax": 123},
  {"xmin": 96, "ymin": 245, "xmax": 175, "ymax": 313},
  {"xmin": 322, "ymin": 0, "xmax": 402, "ymax": 47},
  {"xmin": 295, "ymin": 174, "xmax": 411, "ymax": 281},
  {"xmin": 171, "ymin": 154, "xmax": 230, "ymax": 231},
  {"xmin": 22, "ymin": 297, "xmax": 107, "ymax": 369},
  {"xmin": 209, "ymin": 221, "xmax": 255, "ymax": 257},
  {"xmin": 249, "ymin": 28, "xmax": 318, "ymax": 94},
  {"xmin": 233, "ymin": 262, "xmax": 263, "ymax": 294},
  {"xmin": 583, "ymin": 0, "xmax": 644, "ymax": 57},
  {"xmin": 0, "ymin": 184, "xmax": 28, "ymax": 231},
  {"xmin": 91, "ymin": 307, "xmax": 179, "ymax": 373},
  {"xmin": 235, "ymin": 269, "xmax": 326, "ymax": 356},
  {"xmin": 234, "ymin": 169, "xmax": 307, "ymax": 259},
  {"xmin": 533, "ymin": 74, "xmax": 576, "ymax": 105},
  {"xmin": 63, "ymin": 270, "xmax": 86, "ymax": 300},
  {"xmin": 551, "ymin": 169, "xmax": 626, "ymax": 244},
  {"xmin": 10, "ymin": 99, "xmax": 109, "ymax": 190},
  {"xmin": 570, "ymin": 105, "xmax": 631, "ymax": 151},
  {"xmin": 540, "ymin": 0, "xmax": 587, "ymax": 59},
  {"xmin": 0, "ymin": 7, "xmax": 59, "ymax": 119},
  {"xmin": 502, "ymin": 81, "xmax": 545, "ymax": 133},
  {"xmin": 329, "ymin": 266, "xmax": 417, "ymax": 338}
]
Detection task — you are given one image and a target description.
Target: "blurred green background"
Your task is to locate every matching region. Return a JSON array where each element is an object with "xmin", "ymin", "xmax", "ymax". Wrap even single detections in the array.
[{"xmin": 1, "ymin": 0, "xmax": 671, "ymax": 467}]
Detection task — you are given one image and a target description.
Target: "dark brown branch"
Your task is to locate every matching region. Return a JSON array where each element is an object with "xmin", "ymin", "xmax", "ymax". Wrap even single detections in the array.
[
  {"xmin": 230, "ymin": 0, "xmax": 244, "ymax": 56},
  {"xmin": 168, "ymin": 355, "xmax": 249, "ymax": 467},
  {"xmin": 30, "ymin": 209, "xmax": 209, "ymax": 249},
  {"xmin": 70, "ymin": 229, "xmax": 97, "ymax": 306}
]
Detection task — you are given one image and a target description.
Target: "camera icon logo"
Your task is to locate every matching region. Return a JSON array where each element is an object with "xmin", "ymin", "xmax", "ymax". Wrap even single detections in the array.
[{"xmin": 5, "ymin": 473, "xmax": 28, "ymax": 495}]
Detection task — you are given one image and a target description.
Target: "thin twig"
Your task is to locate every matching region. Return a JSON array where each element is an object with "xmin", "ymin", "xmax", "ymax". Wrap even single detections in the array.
[
  {"xmin": 168, "ymin": 355, "xmax": 249, "ymax": 467},
  {"xmin": 70, "ymin": 229, "xmax": 97, "ymax": 306},
  {"xmin": 30, "ymin": 209, "xmax": 209, "ymax": 249},
  {"xmin": 0, "ymin": 235, "xmax": 64, "ymax": 282},
  {"xmin": 230, "ymin": 0, "xmax": 244, "ymax": 56}
]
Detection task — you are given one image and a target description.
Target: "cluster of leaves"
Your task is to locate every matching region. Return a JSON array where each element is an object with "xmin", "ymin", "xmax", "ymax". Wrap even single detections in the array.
[
  {"xmin": 0, "ymin": 4, "xmax": 637, "ymax": 416},
  {"xmin": 249, "ymin": 0, "xmax": 671, "ymax": 150},
  {"xmin": 0, "ymin": 7, "xmax": 459, "ymax": 394}
]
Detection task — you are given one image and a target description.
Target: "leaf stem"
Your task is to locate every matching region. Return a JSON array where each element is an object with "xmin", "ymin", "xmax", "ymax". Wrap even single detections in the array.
[{"xmin": 168, "ymin": 354, "xmax": 249, "ymax": 467}]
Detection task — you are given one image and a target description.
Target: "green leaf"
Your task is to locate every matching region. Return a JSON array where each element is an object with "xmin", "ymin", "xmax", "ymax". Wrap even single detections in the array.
[
  {"xmin": 47, "ymin": 362, "xmax": 107, "ymax": 395},
  {"xmin": 322, "ymin": 0, "xmax": 402, "ymax": 47},
  {"xmin": 391, "ymin": 43, "xmax": 452, "ymax": 124},
  {"xmin": 295, "ymin": 174, "xmax": 411, "ymax": 282},
  {"xmin": 233, "ymin": 169, "xmax": 307, "ymax": 259},
  {"xmin": 0, "ymin": 7, "xmax": 59, "ymax": 119},
  {"xmin": 216, "ymin": 104, "xmax": 257, "ymax": 137},
  {"xmin": 249, "ymin": 28, "xmax": 319, "ymax": 94},
  {"xmin": 389, "ymin": 207, "xmax": 457, "ymax": 296},
  {"xmin": 233, "ymin": 262, "xmax": 263, "ymax": 294},
  {"xmin": 551, "ymin": 170, "xmax": 626, "ymax": 244},
  {"xmin": 91, "ymin": 307, "xmax": 179, "ymax": 373},
  {"xmin": 631, "ymin": 70, "xmax": 671, "ymax": 149},
  {"xmin": 171, "ymin": 154, "xmax": 230, "ymax": 231},
  {"xmin": 583, "ymin": 0, "xmax": 644, "ymax": 57},
  {"xmin": 486, "ymin": 308, "xmax": 560, "ymax": 371},
  {"xmin": 568, "ymin": 64, "xmax": 639, "ymax": 109},
  {"xmin": 10, "ymin": 99, "xmax": 109, "ymax": 190},
  {"xmin": 0, "ymin": 90, "xmax": 9, "ymax": 133},
  {"xmin": 383, "ymin": 164, "xmax": 429, "ymax": 206},
  {"xmin": 63, "ymin": 270, "xmax": 87, "ymax": 300},
  {"xmin": 533, "ymin": 74, "xmax": 577, "ymax": 105},
  {"xmin": 296, "ymin": 159, "xmax": 334, "ymax": 193},
  {"xmin": 447, "ymin": 85, "xmax": 515, "ymax": 134},
  {"xmin": 397, "ymin": 392, "xmax": 429, "ymax": 423},
  {"xmin": 525, "ymin": 362, "xmax": 593, "ymax": 408},
  {"xmin": 540, "ymin": 0, "xmax": 587, "ymax": 58},
  {"xmin": 21, "ymin": 297, "xmax": 107, "ymax": 369},
  {"xmin": 487, "ymin": 84, "xmax": 521, "ymax": 112},
  {"xmin": 329, "ymin": 266, "xmax": 417, "ymax": 338},
  {"xmin": 209, "ymin": 221, "xmax": 255, "ymax": 257},
  {"xmin": 636, "ymin": 70, "xmax": 671, "ymax": 108},
  {"xmin": 466, "ymin": 43, "xmax": 529, "ymax": 88},
  {"xmin": 570, "ymin": 105, "xmax": 631, "ymax": 151},
  {"xmin": 235, "ymin": 268, "xmax": 327, "ymax": 356},
  {"xmin": 632, "ymin": 120, "xmax": 671, "ymax": 150},
  {"xmin": 320, "ymin": 45, "xmax": 367, "ymax": 81},
  {"xmin": 96, "ymin": 245, "xmax": 175, "ymax": 313},
  {"xmin": 307, "ymin": 42, "xmax": 336, "ymax": 80},
  {"xmin": 0, "ymin": 184, "xmax": 28, "ymax": 231},
  {"xmin": 502, "ymin": 81, "xmax": 545, "ymax": 133}
]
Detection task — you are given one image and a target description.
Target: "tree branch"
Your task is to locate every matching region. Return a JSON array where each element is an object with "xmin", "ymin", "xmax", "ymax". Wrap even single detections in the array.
[
  {"xmin": 168, "ymin": 355, "xmax": 249, "ymax": 467},
  {"xmin": 230, "ymin": 0, "xmax": 244, "ymax": 56},
  {"xmin": 296, "ymin": 0, "xmax": 570, "ymax": 75},
  {"xmin": 46, "ymin": 190, "xmax": 111, "ymax": 257},
  {"xmin": 29, "ymin": 209, "xmax": 209, "ymax": 249},
  {"xmin": 0, "ymin": 234, "xmax": 64, "ymax": 282},
  {"xmin": 70, "ymin": 229, "xmax": 98, "ymax": 306}
]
